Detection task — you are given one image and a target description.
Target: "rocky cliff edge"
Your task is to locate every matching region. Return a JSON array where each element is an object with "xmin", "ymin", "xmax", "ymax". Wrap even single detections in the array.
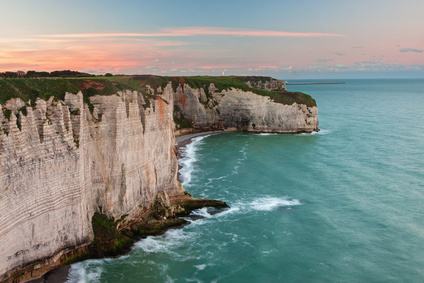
[
  {"xmin": 168, "ymin": 76, "xmax": 318, "ymax": 133},
  {"xmin": 0, "ymin": 75, "xmax": 317, "ymax": 281}
]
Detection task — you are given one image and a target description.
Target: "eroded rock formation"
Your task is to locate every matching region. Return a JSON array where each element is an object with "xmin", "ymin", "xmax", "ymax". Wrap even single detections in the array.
[
  {"xmin": 0, "ymin": 86, "xmax": 184, "ymax": 281},
  {"xmin": 174, "ymin": 83, "xmax": 318, "ymax": 133},
  {"xmin": 0, "ymin": 77, "xmax": 318, "ymax": 281}
]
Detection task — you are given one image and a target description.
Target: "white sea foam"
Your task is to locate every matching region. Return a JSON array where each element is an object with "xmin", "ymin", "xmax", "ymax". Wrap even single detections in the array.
[
  {"xmin": 262, "ymin": 250, "xmax": 275, "ymax": 255},
  {"xmin": 190, "ymin": 206, "xmax": 240, "ymax": 221},
  {"xmin": 256, "ymin": 133, "xmax": 277, "ymax": 136},
  {"xmin": 133, "ymin": 228, "xmax": 195, "ymax": 255},
  {"xmin": 250, "ymin": 196, "xmax": 301, "ymax": 211},
  {"xmin": 189, "ymin": 196, "xmax": 301, "ymax": 222},
  {"xmin": 298, "ymin": 129, "xmax": 331, "ymax": 136},
  {"xmin": 239, "ymin": 143, "xmax": 248, "ymax": 157},
  {"xmin": 186, "ymin": 278, "xmax": 203, "ymax": 282},
  {"xmin": 194, "ymin": 264, "xmax": 207, "ymax": 271},
  {"xmin": 179, "ymin": 135, "xmax": 210, "ymax": 186},
  {"xmin": 206, "ymin": 175, "xmax": 228, "ymax": 185},
  {"xmin": 229, "ymin": 196, "xmax": 302, "ymax": 213},
  {"xmin": 188, "ymin": 195, "xmax": 302, "ymax": 225},
  {"xmin": 191, "ymin": 207, "xmax": 212, "ymax": 218},
  {"xmin": 66, "ymin": 263, "xmax": 84, "ymax": 283},
  {"xmin": 232, "ymin": 141, "xmax": 249, "ymax": 175},
  {"xmin": 66, "ymin": 195, "xmax": 301, "ymax": 282},
  {"xmin": 66, "ymin": 260, "xmax": 104, "ymax": 283},
  {"xmin": 165, "ymin": 275, "xmax": 175, "ymax": 283},
  {"xmin": 184, "ymin": 206, "xmax": 235, "ymax": 226},
  {"xmin": 216, "ymin": 206, "xmax": 241, "ymax": 217}
]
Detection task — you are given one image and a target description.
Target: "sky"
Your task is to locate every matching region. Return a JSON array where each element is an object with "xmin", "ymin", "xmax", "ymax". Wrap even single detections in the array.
[{"xmin": 0, "ymin": 0, "xmax": 423, "ymax": 79}]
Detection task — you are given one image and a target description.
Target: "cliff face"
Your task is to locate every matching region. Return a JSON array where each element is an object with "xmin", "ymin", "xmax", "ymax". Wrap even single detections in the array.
[
  {"xmin": 0, "ymin": 86, "xmax": 179, "ymax": 280},
  {"xmin": 0, "ymin": 76, "xmax": 318, "ymax": 281},
  {"xmin": 174, "ymin": 83, "xmax": 318, "ymax": 133}
]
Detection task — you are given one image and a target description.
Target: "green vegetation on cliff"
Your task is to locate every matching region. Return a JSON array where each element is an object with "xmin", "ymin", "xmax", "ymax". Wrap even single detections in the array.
[
  {"xmin": 131, "ymin": 75, "xmax": 316, "ymax": 107},
  {"xmin": 0, "ymin": 77, "xmax": 145, "ymax": 106},
  {"xmin": 174, "ymin": 105, "xmax": 194, "ymax": 129},
  {"xmin": 0, "ymin": 75, "xmax": 316, "ymax": 108}
]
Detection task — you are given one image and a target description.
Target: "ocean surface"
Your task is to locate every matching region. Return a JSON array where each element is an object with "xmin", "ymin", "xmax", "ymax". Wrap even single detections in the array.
[{"xmin": 67, "ymin": 79, "xmax": 424, "ymax": 282}]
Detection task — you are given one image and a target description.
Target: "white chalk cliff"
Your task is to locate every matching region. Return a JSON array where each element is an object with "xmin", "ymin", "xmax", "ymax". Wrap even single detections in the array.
[
  {"xmin": 174, "ymin": 83, "xmax": 318, "ymax": 132},
  {"xmin": 0, "ymin": 78, "xmax": 318, "ymax": 281},
  {"xmin": 0, "ymin": 86, "xmax": 180, "ymax": 281}
]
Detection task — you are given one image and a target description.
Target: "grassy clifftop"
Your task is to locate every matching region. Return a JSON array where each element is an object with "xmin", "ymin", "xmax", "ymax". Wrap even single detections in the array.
[
  {"xmin": 0, "ymin": 75, "xmax": 316, "ymax": 107},
  {"xmin": 0, "ymin": 77, "xmax": 147, "ymax": 106},
  {"xmin": 133, "ymin": 75, "xmax": 316, "ymax": 107}
]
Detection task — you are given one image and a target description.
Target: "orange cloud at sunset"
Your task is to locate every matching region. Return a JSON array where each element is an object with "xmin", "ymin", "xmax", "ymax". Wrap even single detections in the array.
[
  {"xmin": 0, "ymin": 23, "xmax": 422, "ymax": 78},
  {"xmin": 0, "ymin": 0, "xmax": 423, "ymax": 78},
  {"xmin": 2, "ymin": 27, "xmax": 343, "ymax": 74},
  {"xmin": 0, "ymin": 36, "xmax": 177, "ymax": 73}
]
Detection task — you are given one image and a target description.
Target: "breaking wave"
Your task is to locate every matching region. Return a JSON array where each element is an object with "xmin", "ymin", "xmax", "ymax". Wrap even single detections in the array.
[
  {"xmin": 133, "ymin": 229, "xmax": 196, "ymax": 255},
  {"xmin": 179, "ymin": 135, "xmax": 210, "ymax": 186},
  {"xmin": 188, "ymin": 196, "xmax": 303, "ymax": 221},
  {"xmin": 67, "ymin": 260, "xmax": 104, "ymax": 283}
]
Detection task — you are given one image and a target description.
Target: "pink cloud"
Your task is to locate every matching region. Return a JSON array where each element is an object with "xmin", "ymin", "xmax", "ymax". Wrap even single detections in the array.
[
  {"xmin": 257, "ymin": 65, "xmax": 279, "ymax": 69},
  {"xmin": 1, "ymin": 26, "xmax": 347, "ymax": 73},
  {"xmin": 167, "ymin": 27, "xmax": 345, "ymax": 37},
  {"xmin": 41, "ymin": 27, "xmax": 345, "ymax": 39},
  {"xmin": 0, "ymin": 45, "xmax": 151, "ymax": 72},
  {"xmin": 200, "ymin": 65, "xmax": 242, "ymax": 69},
  {"xmin": 0, "ymin": 25, "xmax": 362, "ymax": 75}
]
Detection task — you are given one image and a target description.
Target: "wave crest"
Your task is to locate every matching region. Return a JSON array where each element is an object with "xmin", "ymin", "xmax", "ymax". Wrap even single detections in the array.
[{"xmin": 179, "ymin": 135, "xmax": 210, "ymax": 186}]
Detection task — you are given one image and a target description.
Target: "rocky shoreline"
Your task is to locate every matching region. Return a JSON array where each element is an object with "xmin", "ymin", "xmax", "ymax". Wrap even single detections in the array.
[{"xmin": 25, "ymin": 197, "xmax": 228, "ymax": 283}]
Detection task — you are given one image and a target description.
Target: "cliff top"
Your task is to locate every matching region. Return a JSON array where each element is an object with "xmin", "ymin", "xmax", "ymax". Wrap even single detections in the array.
[{"xmin": 0, "ymin": 75, "xmax": 316, "ymax": 107}]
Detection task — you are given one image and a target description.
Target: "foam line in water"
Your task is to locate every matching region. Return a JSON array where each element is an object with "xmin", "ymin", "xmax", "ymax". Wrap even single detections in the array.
[
  {"xmin": 255, "ymin": 133, "xmax": 278, "ymax": 136},
  {"xmin": 205, "ymin": 175, "xmax": 228, "ymax": 185},
  {"xmin": 184, "ymin": 206, "xmax": 237, "ymax": 226},
  {"xmin": 209, "ymin": 206, "xmax": 241, "ymax": 218},
  {"xmin": 133, "ymin": 228, "xmax": 197, "ymax": 256},
  {"xmin": 189, "ymin": 196, "xmax": 301, "ymax": 221},
  {"xmin": 297, "ymin": 129, "xmax": 331, "ymax": 136},
  {"xmin": 250, "ymin": 196, "xmax": 301, "ymax": 211},
  {"xmin": 179, "ymin": 135, "xmax": 210, "ymax": 186},
  {"xmin": 232, "ymin": 141, "xmax": 249, "ymax": 175},
  {"xmin": 229, "ymin": 196, "xmax": 302, "ymax": 213}
]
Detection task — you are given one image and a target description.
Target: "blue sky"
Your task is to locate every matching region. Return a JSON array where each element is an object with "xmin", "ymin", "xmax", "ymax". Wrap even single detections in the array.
[{"xmin": 1, "ymin": 0, "xmax": 423, "ymax": 79}]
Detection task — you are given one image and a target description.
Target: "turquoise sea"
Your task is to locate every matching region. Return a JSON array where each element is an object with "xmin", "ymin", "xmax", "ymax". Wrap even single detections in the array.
[{"xmin": 67, "ymin": 79, "xmax": 424, "ymax": 282}]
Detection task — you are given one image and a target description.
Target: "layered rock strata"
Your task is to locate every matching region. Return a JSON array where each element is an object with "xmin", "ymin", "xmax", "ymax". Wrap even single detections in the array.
[
  {"xmin": 0, "ymin": 86, "xmax": 194, "ymax": 281},
  {"xmin": 174, "ymin": 84, "xmax": 318, "ymax": 133},
  {"xmin": 0, "ymin": 77, "xmax": 318, "ymax": 281}
]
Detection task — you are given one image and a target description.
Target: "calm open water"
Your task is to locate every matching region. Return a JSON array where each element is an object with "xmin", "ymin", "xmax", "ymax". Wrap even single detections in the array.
[{"xmin": 67, "ymin": 79, "xmax": 424, "ymax": 282}]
